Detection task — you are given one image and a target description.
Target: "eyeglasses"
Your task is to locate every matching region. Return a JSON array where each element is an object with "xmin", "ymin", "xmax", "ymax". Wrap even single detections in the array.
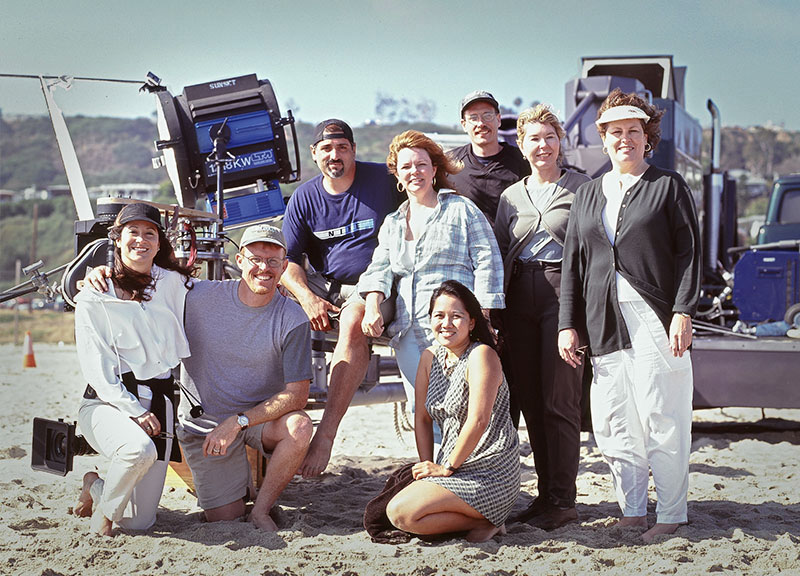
[
  {"xmin": 575, "ymin": 345, "xmax": 589, "ymax": 357},
  {"xmin": 465, "ymin": 111, "xmax": 498, "ymax": 125},
  {"xmin": 242, "ymin": 254, "xmax": 285, "ymax": 269}
]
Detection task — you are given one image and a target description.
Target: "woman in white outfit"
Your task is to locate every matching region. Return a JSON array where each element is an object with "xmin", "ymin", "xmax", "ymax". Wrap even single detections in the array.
[
  {"xmin": 558, "ymin": 89, "xmax": 701, "ymax": 542},
  {"xmin": 73, "ymin": 202, "xmax": 195, "ymax": 536}
]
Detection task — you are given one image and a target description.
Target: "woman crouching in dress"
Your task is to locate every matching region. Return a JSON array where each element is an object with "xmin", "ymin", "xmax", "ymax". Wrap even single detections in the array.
[
  {"xmin": 385, "ymin": 280, "xmax": 520, "ymax": 542},
  {"xmin": 73, "ymin": 203, "xmax": 195, "ymax": 535}
]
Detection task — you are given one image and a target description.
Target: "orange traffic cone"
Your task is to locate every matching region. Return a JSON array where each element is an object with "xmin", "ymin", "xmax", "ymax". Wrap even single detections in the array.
[{"xmin": 22, "ymin": 331, "xmax": 36, "ymax": 368}]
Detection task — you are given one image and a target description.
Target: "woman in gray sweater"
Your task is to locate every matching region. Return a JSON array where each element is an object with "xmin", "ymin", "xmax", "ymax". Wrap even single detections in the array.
[{"xmin": 494, "ymin": 105, "xmax": 589, "ymax": 530}]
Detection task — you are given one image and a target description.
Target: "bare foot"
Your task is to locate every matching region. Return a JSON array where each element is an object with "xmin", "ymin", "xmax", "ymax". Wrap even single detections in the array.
[
  {"xmin": 466, "ymin": 522, "xmax": 506, "ymax": 543},
  {"xmin": 249, "ymin": 510, "xmax": 279, "ymax": 532},
  {"xmin": 642, "ymin": 522, "xmax": 681, "ymax": 543},
  {"xmin": 613, "ymin": 516, "xmax": 648, "ymax": 529},
  {"xmin": 298, "ymin": 434, "xmax": 334, "ymax": 478},
  {"xmin": 74, "ymin": 471, "xmax": 99, "ymax": 517},
  {"xmin": 89, "ymin": 507, "xmax": 113, "ymax": 536}
]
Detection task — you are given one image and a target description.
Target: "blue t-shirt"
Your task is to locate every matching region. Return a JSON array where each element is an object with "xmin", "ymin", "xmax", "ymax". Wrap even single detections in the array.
[{"xmin": 283, "ymin": 161, "xmax": 399, "ymax": 285}]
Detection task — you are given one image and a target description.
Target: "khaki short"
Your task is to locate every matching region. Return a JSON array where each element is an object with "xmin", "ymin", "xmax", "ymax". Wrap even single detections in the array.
[
  {"xmin": 304, "ymin": 268, "xmax": 396, "ymax": 323},
  {"xmin": 177, "ymin": 424, "xmax": 267, "ymax": 511}
]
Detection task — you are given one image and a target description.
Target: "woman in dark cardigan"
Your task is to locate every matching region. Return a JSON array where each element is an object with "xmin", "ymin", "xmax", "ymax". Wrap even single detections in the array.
[{"xmin": 558, "ymin": 89, "xmax": 701, "ymax": 542}]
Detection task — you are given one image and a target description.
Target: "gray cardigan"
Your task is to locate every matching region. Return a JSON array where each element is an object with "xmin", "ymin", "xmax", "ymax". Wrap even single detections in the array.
[{"xmin": 494, "ymin": 170, "xmax": 590, "ymax": 291}]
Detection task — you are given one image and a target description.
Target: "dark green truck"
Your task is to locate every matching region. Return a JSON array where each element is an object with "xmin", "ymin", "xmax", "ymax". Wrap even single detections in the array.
[{"xmin": 757, "ymin": 175, "xmax": 800, "ymax": 244}]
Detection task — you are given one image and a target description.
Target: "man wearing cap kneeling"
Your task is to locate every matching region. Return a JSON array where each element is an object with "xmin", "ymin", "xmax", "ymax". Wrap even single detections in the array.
[
  {"xmin": 83, "ymin": 223, "xmax": 313, "ymax": 531},
  {"xmin": 448, "ymin": 90, "xmax": 530, "ymax": 227},
  {"xmin": 281, "ymin": 119, "xmax": 400, "ymax": 478},
  {"xmin": 176, "ymin": 224, "xmax": 312, "ymax": 532}
]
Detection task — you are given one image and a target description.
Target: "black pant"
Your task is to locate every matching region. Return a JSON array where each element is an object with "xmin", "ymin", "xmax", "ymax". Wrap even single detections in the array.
[{"xmin": 504, "ymin": 262, "xmax": 583, "ymax": 508}]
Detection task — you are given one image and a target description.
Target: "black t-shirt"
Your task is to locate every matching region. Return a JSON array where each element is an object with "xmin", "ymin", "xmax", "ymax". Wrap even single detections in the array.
[{"xmin": 448, "ymin": 142, "xmax": 530, "ymax": 226}]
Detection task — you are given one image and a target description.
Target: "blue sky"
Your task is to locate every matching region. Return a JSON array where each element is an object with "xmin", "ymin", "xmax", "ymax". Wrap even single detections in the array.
[{"xmin": 1, "ymin": 0, "xmax": 798, "ymax": 129}]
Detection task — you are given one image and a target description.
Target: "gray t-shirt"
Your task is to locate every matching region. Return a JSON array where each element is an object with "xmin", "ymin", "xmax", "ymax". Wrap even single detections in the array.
[{"xmin": 178, "ymin": 280, "xmax": 311, "ymax": 434}]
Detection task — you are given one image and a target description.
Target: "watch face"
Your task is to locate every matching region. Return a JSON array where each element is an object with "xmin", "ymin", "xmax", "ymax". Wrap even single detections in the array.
[{"xmin": 237, "ymin": 414, "xmax": 249, "ymax": 428}]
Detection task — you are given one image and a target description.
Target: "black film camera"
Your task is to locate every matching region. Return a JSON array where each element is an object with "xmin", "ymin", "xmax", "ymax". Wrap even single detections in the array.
[{"xmin": 31, "ymin": 418, "xmax": 96, "ymax": 476}]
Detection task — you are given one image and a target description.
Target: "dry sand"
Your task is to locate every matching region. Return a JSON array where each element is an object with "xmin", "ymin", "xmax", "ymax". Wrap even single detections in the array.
[{"xmin": 1, "ymin": 343, "xmax": 799, "ymax": 575}]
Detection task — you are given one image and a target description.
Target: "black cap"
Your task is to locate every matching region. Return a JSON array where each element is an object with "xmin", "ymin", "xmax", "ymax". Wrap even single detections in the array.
[
  {"xmin": 115, "ymin": 203, "xmax": 163, "ymax": 230},
  {"xmin": 312, "ymin": 119, "xmax": 354, "ymax": 146},
  {"xmin": 460, "ymin": 90, "xmax": 500, "ymax": 117}
]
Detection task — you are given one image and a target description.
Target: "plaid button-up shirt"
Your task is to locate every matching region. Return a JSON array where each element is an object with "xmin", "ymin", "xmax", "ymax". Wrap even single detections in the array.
[{"xmin": 358, "ymin": 190, "xmax": 504, "ymax": 348}]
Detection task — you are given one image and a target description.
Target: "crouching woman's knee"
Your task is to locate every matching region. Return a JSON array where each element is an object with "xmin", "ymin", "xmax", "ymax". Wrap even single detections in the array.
[{"xmin": 385, "ymin": 493, "xmax": 414, "ymax": 532}]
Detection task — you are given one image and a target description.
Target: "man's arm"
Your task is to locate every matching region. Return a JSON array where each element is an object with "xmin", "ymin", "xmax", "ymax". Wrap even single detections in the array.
[
  {"xmin": 281, "ymin": 261, "xmax": 339, "ymax": 331},
  {"xmin": 202, "ymin": 379, "xmax": 310, "ymax": 457}
]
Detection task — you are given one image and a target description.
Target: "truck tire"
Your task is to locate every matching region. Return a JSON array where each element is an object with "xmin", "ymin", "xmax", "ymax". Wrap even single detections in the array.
[{"xmin": 785, "ymin": 303, "xmax": 800, "ymax": 328}]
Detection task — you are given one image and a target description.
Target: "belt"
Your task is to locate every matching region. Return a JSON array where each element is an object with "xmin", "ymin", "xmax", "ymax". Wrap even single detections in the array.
[{"xmin": 512, "ymin": 259, "xmax": 561, "ymax": 277}]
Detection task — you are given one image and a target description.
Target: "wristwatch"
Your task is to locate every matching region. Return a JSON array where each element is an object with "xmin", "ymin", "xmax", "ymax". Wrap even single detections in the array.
[
  {"xmin": 678, "ymin": 312, "xmax": 691, "ymax": 318},
  {"xmin": 444, "ymin": 459, "xmax": 459, "ymax": 473},
  {"xmin": 237, "ymin": 413, "xmax": 250, "ymax": 431}
]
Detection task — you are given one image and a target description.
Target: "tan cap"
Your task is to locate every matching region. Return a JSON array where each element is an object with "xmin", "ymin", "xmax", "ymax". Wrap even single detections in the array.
[{"xmin": 240, "ymin": 224, "xmax": 286, "ymax": 250}]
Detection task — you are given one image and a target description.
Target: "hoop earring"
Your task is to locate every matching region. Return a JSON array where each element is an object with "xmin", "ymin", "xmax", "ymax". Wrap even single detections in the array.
[
  {"xmin": 602, "ymin": 147, "xmax": 608, "ymax": 155},
  {"xmin": 397, "ymin": 182, "xmax": 404, "ymax": 193},
  {"xmin": 433, "ymin": 176, "xmax": 437, "ymax": 188},
  {"xmin": 644, "ymin": 143, "xmax": 652, "ymax": 153}
]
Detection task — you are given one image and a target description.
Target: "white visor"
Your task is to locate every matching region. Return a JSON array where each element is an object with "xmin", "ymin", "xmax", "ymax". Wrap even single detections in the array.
[{"xmin": 595, "ymin": 105, "xmax": 650, "ymax": 127}]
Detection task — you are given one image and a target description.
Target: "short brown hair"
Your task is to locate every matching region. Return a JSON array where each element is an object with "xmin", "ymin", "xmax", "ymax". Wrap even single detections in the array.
[
  {"xmin": 386, "ymin": 130, "xmax": 461, "ymax": 192},
  {"xmin": 516, "ymin": 104, "xmax": 566, "ymax": 164},
  {"xmin": 596, "ymin": 88, "xmax": 664, "ymax": 154}
]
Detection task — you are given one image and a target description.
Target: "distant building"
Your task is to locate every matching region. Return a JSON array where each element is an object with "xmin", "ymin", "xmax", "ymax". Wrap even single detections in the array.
[
  {"xmin": 89, "ymin": 184, "xmax": 160, "ymax": 201},
  {"xmin": 729, "ymin": 170, "xmax": 770, "ymax": 198},
  {"xmin": 0, "ymin": 190, "xmax": 16, "ymax": 203}
]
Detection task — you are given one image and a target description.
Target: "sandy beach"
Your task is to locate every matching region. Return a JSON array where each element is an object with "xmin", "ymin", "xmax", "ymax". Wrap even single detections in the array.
[{"xmin": 1, "ymin": 343, "xmax": 798, "ymax": 576}]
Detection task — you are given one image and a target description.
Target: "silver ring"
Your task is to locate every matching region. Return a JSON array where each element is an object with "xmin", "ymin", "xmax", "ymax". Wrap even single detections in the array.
[{"xmin": 212, "ymin": 448, "xmax": 220, "ymax": 454}]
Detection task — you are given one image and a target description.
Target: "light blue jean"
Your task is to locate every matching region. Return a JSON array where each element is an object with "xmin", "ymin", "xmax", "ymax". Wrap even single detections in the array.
[{"xmin": 395, "ymin": 328, "xmax": 442, "ymax": 446}]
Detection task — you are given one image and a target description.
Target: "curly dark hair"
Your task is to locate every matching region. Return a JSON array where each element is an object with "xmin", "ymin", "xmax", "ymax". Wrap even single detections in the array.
[
  {"xmin": 387, "ymin": 130, "xmax": 461, "ymax": 192},
  {"xmin": 428, "ymin": 280, "xmax": 496, "ymax": 351},
  {"xmin": 596, "ymin": 88, "xmax": 665, "ymax": 155},
  {"xmin": 108, "ymin": 217, "xmax": 195, "ymax": 302}
]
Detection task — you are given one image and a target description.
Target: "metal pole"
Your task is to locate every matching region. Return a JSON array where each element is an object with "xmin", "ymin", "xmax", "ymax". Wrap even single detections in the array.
[{"xmin": 208, "ymin": 120, "xmax": 231, "ymax": 280}]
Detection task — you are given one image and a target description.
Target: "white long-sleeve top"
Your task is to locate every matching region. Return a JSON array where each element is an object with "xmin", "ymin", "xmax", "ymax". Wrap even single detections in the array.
[{"xmin": 74, "ymin": 265, "xmax": 191, "ymax": 418}]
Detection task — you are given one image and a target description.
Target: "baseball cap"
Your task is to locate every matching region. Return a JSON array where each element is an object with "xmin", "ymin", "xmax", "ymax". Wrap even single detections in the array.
[
  {"xmin": 312, "ymin": 119, "xmax": 354, "ymax": 146},
  {"xmin": 460, "ymin": 90, "xmax": 500, "ymax": 117},
  {"xmin": 240, "ymin": 224, "xmax": 286, "ymax": 250},
  {"xmin": 115, "ymin": 203, "xmax": 163, "ymax": 230}
]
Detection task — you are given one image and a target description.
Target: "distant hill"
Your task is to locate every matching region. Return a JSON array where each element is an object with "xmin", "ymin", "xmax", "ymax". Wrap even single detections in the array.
[
  {"xmin": 0, "ymin": 114, "xmax": 459, "ymax": 193},
  {"xmin": 0, "ymin": 115, "xmax": 459, "ymax": 290},
  {"xmin": 2, "ymin": 113, "xmax": 799, "ymax": 291}
]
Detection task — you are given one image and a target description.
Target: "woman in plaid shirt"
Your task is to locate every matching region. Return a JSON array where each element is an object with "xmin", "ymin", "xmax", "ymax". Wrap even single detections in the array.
[{"xmin": 359, "ymin": 130, "xmax": 505, "ymax": 416}]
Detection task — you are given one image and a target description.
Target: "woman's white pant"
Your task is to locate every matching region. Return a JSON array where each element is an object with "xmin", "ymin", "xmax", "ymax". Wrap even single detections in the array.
[
  {"xmin": 78, "ymin": 393, "xmax": 172, "ymax": 530},
  {"xmin": 590, "ymin": 301, "xmax": 693, "ymax": 524}
]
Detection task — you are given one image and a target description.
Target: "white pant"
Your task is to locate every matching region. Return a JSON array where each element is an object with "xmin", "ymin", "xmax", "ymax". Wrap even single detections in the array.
[
  {"xmin": 590, "ymin": 301, "xmax": 693, "ymax": 524},
  {"xmin": 78, "ymin": 391, "xmax": 173, "ymax": 530}
]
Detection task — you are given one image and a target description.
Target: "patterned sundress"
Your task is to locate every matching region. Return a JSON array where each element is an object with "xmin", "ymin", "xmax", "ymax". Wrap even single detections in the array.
[{"xmin": 423, "ymin": 341, "xmax": 520, "ymax": 525}]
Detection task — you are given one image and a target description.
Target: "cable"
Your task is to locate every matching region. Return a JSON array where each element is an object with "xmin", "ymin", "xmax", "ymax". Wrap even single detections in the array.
[{"xmin": 0, "ymin": 73, "xmax": 141, "ymax": 84}]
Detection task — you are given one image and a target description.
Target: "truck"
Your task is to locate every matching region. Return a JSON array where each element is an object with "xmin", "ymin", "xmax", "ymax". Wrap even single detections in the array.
[{"xmin": 558, "ymin": 56, "xmax": 800, "ymax": 410}]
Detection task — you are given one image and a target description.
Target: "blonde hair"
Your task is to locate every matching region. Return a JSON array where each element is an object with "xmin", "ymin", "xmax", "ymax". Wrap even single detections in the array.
[{"xmin": 516, "ymin": 104, "xmax": 566, "ymax": 165}]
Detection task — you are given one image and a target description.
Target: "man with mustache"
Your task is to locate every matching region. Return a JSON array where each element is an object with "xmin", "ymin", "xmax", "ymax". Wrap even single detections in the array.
[
  {"xmin": 448, "ymin": 90, "xmax": 529, "ymax": 227},
  {"xmin": 281, "ymin": 119, "xmax": 401, "ymax": 478},
  {"xmin": 82, "ymin": 224, "xmax": 314, "ymax": 532}
]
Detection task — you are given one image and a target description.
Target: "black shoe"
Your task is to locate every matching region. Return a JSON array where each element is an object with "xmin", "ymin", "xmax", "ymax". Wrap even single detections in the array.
[
  {"xmin": 530, "ymin": 506, "xmax": 578, "ymax": 531},
  {"xmin": 510, "ymin": 497, "xmax": 553, "ymax": 524}
]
